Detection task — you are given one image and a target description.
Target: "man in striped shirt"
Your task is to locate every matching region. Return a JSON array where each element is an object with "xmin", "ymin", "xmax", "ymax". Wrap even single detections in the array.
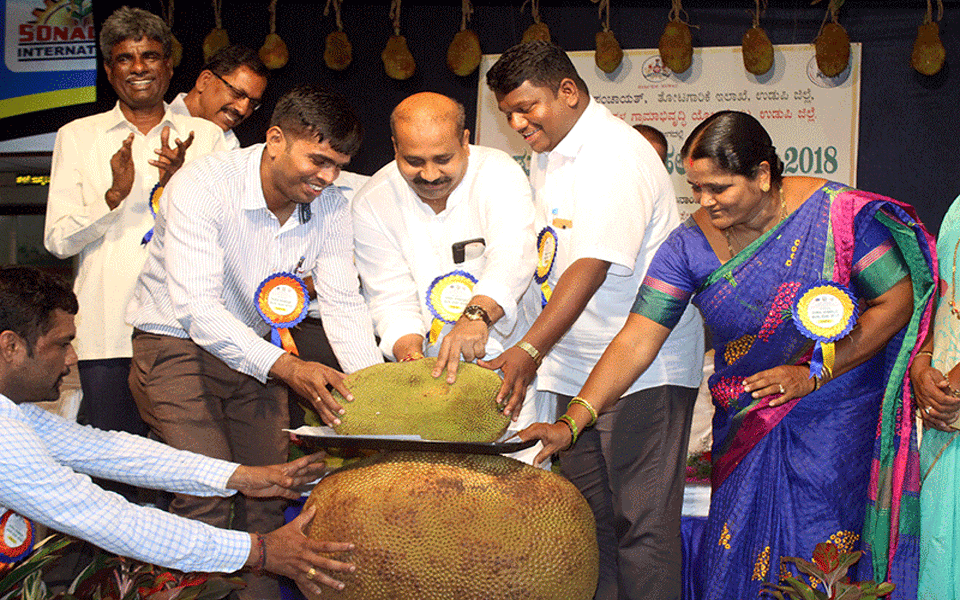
[{"xmin": 127, "ymin": 85, "xmax": 381, "ymax": 600}]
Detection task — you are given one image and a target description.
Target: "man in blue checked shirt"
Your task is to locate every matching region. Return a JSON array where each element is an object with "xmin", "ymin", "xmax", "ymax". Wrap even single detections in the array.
[{"xmin": 0, "ymin": 266, "xmax": 356, "ymax": 596}]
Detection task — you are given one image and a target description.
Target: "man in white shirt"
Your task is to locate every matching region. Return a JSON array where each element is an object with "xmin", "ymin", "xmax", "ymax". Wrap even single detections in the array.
[
  {"xmin": 169, "ymin": 45, "xmax": 268, "ymax": 150},
  {"xmin": 352, "ymin": 92, "xmax": 549, "ymax": 464},
  {"xmin": 43, "ymin": 7, "xmax": 226, "ymax": 492},
  {"xmin": 485, "ymin": 41, "xmax": 705, "ymax": 600},
  {"xmin": 0, "ymin": 266, "xmax": 356, "ymax": 596},
  {"xmin": 127, "ymin": 85, "xmax": 381, "ymax": 600}
]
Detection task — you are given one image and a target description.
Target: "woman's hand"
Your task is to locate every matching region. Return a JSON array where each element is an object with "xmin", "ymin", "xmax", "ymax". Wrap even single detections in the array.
[
  {"xmin": 913, "ymin": 361, "xmax": 960, "ymax": 430},
  {"xmin": 517, "ymin": 421, "xmax": 572, "ymax": 466},
  {"xmin": 743, "ymin": 365, "xmax": 817, "ymax": 407}
]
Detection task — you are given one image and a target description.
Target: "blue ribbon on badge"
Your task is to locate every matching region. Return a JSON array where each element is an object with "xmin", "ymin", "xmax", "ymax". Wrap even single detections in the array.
[
  {"xmin": 255, "ymin": 272, "xmax": 309, "ymax": 355},
  {"xmin": 536, "ymin": 226, "xmax": 558, "ymax": 307},
  {"xmin": 792, "ymin": 280, "xmax": 859, "ymax": 378},
  {"xmin": 425, "ymin": 270, "xmax": 478, "ymax": 345},
  {"xmin": 141, "ymin": 183, "xmax": 163, "ymax": 245}
]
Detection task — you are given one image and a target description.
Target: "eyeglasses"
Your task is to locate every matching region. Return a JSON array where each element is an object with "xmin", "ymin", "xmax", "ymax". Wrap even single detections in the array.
[{"xmin": 212, "ymin": 71, "xmax": 262, "ymax": 111}]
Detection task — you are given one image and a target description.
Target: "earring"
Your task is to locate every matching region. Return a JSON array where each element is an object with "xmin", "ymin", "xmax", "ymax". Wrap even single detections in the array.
[{"xmin": 760, "ymin": 182, "xmax": 770, "ymax": 193}]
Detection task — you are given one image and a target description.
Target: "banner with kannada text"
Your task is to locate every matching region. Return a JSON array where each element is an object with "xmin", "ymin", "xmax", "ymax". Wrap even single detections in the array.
[{"xmin": 476, "ymin": 44, "xmax": 861, "ymax": 220}]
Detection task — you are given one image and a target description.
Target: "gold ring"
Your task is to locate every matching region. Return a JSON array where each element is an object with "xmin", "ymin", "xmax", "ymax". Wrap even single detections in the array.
[
  {"xmin": 778, "ymin": 383, "xmax": 785, "ymax": 394},
  {"xmin": 307, "ymin": 567, "xmax": 317, "ymax": 580}
]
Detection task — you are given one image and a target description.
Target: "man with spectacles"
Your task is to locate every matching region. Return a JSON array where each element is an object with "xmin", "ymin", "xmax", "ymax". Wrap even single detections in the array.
[{"xmin": 171, "ymin": 45, "xmax": 268, "ymax": 149}]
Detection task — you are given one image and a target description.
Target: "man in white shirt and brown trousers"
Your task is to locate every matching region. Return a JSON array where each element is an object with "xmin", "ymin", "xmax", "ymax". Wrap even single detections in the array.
[
  {"xmin": 127, "ymin": 84, "xmax": 381, "ymax": 600},
  {"xmin": 43, "ymin": 6, "xmax": 226, "ymax": 499}
]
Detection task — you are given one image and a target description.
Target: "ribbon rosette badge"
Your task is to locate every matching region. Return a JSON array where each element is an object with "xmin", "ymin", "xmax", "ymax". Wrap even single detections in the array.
[
  {"xmin": 141, "ymin": 183, "xmax": 164, "ymax": 245},
  {"xmin": 256, "ymin": 272, "xmax": 308, "ymax": 355},
  {"xmin": 426, "ymin": 270, "xmax": 478, "ymax": 345},
  {"xmin": 536, "ymin": 226, "xmax": 558, "ymax": 307},
  {"xmin": 792, "ymin": 280, "xmax": 858, "ymax": 379},
  {"xmin": 0, "ymin": 510, "xmax": 34, "ymax": 563}
]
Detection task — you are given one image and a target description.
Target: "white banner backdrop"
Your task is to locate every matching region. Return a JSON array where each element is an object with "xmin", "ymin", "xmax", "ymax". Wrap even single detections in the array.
[{"xmin": 476, "ymin": 43, "xmax": 861, "ymax": 220}]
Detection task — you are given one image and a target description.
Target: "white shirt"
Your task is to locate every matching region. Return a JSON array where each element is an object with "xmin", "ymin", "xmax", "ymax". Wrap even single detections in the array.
[
  {"xmin": 127, "ymin": 144, "xmax": 381, "ymax": 381},
  {"xmin": 529, "ymin": 99, "xmax": 704, "ymax": 396},
  {"xmin": 170, "ymin": 92, "xmax": 241, "ymax": 150},
  {"xmin": 0, "ymin": 393, "xmax": 249, "ymax": 573},
  {"xmin": 44, "ymin": 103, "xmax": 227, "ymax": 361},
  {"xmin": 306, "ymin": 170, "xmax": 370, "ymax": 319},
  {"xmin": 353, "ymin": 145, "xmax": 537, "ymax": 360}
]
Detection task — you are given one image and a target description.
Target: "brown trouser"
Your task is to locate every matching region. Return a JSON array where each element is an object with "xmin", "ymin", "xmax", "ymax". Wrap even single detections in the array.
[
  {"xmin": 130, "ymin": 331, "xmax": 288, "ymax": 599},
  {"xmin": 557, "ymin": 385, "xmax": 697, "ymax": 600}
]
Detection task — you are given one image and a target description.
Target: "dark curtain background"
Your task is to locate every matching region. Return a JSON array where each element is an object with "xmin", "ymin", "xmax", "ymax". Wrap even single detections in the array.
[{"xmin": 3, "ymin": 0, "xmax": 958, "ymax": 233}]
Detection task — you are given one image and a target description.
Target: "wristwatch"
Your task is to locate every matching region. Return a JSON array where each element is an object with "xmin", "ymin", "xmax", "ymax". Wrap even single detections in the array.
[{"xmin": 460, "ymin": 304, "xmax": 491, "ymax": 326}]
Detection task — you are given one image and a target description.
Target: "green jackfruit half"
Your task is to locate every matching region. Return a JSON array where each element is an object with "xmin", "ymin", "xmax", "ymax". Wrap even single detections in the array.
[
  {"xmin": 329, "ymin": 358, "xmax": 509, "ymax": 442},
  {"xmin": 302, "ymin": 451, "xmax": 599, "ymax": 600}
]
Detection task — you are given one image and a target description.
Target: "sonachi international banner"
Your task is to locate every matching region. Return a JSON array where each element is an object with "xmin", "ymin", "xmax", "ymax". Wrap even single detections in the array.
[{"xmin": 1, "ymin": 0, "xmax": 96, "ymax": 120}]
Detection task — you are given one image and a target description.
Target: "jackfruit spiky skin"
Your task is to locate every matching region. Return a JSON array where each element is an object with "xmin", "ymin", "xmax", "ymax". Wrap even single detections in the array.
[
  {"xmin": 302, "ymin": 452, "xmax": 599, "ymax": 600},
  {"xmin": 331, "ymin": 358, "xmax": 509, "ymax": 442}
]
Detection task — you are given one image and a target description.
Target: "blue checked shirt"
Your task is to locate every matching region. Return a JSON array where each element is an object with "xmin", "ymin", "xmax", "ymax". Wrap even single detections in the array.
[
  {"xmin": 0, "ymin": 394, "xmax": 250, "ymax": 572},
  {"xmin": 127, "ymin": 144, "xmax": 381, "ymax": 381}
]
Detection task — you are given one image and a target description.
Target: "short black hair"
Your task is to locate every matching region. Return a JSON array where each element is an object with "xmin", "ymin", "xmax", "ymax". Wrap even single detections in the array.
[
  {"xmin": 0, "ymin": 266, "xmax": 77, "ymax": 355},
  {"xmin": 486, "ymin": 41, "xmax": 589, "ymax": 97},
  {"xmin": 681, "ymin": 111, "xmax": 784, "ymax": 184},
  {"xmin": 100, "ymin": 6, "xmax": 171, "ymax": 62},
  {"xmin": 203, "ymin": 45, "xmax": 269, "ymax": 80},
  {"xmin": 270, "ymin": 85, "xmax": 362, "ymax": 156},
  {"xmin": 633, "ymin": 124, "xmax": 668, "ymax": 151}
]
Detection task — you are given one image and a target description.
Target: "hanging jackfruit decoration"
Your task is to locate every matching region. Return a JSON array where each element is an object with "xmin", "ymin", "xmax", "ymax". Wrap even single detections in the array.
[
  {"xmin": 162, "ymin": 0, "xmax": 181, "ymax": 67},
  {"xmin": 447, "ymin": 0, "xmax": 481, "ymax": 76},
  {"xmin": 521, "ymin": 0, "xmax": 551, "ymax": 43},
  {"xmin": 203, "ymin": 0, "xmax": 229, "ymax": 62},
  {"xmin": 383, "ymin": 0, "xmax": 415, "ymax": 80},
  {"xmin": 592, "ymin": 0, "xmax": 623, "ymax": 73},
  {"xmin": 259, "ymin": 0, "xmax": 289, "ymax": 69},
  {"xmin": 742, "ymin": 0, "xmax": 773, "ymax": 75},
  {"xmin": 323, "ymin": 0, "xmax": 352, "ymax": 71},
  {"xmin": 912, "ymin": 0, "xmax": 946, "ymax": 76},
  {"xmin": 658, "ymin": 0, "xmax": 694, "ymax": 74},
  {"xmin": 813, "ymin": 0, "xmax": 850, "ymax": 77}
]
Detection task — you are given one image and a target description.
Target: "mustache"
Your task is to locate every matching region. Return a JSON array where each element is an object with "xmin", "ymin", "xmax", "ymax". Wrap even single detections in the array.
[{"xmin": 413, "ymin": 176, "xmax": 451, "ymax": 186}]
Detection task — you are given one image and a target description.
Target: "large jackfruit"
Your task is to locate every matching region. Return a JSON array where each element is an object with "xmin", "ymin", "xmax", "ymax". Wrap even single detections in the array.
[
  {"xmin": 302, "ymin": 451, "xmax": 599, "ymax": 600},
  {"xmin": 331, "ymin": 358, "xmax": 508, "ymax": 442}
]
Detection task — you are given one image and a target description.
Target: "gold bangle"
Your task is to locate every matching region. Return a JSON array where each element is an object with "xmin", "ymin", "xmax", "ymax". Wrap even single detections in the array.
[
  {"xmin": 401, "ymin": 351, "xmax": 424, "ymax": 362},
  {"xmin": 568, "ymin": 397, "xmax": 598, "ymax": 427},
  {"xmin": 557, "ymin": 414, "xmax": 579, "ymax": 450},
  {"xmin": 515, "ymin": 340, "xmax": 543, "ymax": 367},
  {"xmin": 811, "ymin": 375, "xmax": 820, "ymax": 392},
  {"xmin": 916, "ymin": 350, "xmax": 934, "ymax": 359}
]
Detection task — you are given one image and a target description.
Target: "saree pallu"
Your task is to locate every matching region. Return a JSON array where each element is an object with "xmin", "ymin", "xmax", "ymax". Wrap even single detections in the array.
[
  {"xmin": 917, "ymin": 193, "xmax": 960, "ymax": 600},
  {"xmin": 634, "ymin": 182, "xmax": 935, "ymax": 599}
]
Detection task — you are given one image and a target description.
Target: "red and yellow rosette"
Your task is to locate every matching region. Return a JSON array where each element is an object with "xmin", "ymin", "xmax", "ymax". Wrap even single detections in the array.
[
  {"xmin": 0, "ymin": 510, "xmax": 34, "ymax": 563},
  {"xmin": 535, "ymin": 226, "xmax": 558, "ymax": 307},
  {"xmin": 792, "ymin": 280, "xmax": 859, "ymax": 378},
  {"xmin": 141, "ymin": 183, "xmax": 164, "ymax": 245},
  {"xmin": 255, "ymin": 272, "xmax": 309, "ymax": 355},
  {"xmin": 426, "ymin": 270, "xmax": 478, "ymax": 345}
]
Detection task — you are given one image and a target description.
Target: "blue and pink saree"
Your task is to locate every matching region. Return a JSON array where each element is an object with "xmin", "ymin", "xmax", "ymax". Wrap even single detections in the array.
[{"xmin": 633, "ymin": 182, "xmax": 936, "ymax": 599}]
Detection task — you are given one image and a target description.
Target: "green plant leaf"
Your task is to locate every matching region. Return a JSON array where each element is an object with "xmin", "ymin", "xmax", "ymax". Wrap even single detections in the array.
[{"xmin": 791, "ymin": 557, "xmax": 829, "ymax": 582}]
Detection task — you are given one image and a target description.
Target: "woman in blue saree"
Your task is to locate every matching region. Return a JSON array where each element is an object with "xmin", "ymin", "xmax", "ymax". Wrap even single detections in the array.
[{"xmin": 520, "ymin": 111, "xmax": 934, "ymax": 599}]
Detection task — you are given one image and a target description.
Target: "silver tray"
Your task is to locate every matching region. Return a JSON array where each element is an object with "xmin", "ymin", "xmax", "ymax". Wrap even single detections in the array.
[{"xmin": 286, "ymin": 426, "xmax": 536, "ymax": 455}]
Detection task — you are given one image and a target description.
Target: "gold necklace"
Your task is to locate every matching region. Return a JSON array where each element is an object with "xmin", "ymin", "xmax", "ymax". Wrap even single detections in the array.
[
  {"xmin": 949, "ymin": 235, "xmax": 960, "ymax": 320},
  {"xmin": 725, "ymin": 186, "xmax": 787, "ymax": 258}
]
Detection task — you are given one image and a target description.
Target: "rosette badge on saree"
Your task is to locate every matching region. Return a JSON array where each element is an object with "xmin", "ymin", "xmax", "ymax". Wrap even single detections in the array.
[
  {"xmin": 793, "ymin": 280, "xmax": 859, "ymax": 378},
  {"xmin": 536, "ymin": 227, "xmax": 557, "ymax": 307},
  {"xmin": 426, "ymin": 270, "xmax": 478, "ymax": 345},
  {"xmin": 256, "ymin": 272, "xmax": 309, "ymax": 355}
]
